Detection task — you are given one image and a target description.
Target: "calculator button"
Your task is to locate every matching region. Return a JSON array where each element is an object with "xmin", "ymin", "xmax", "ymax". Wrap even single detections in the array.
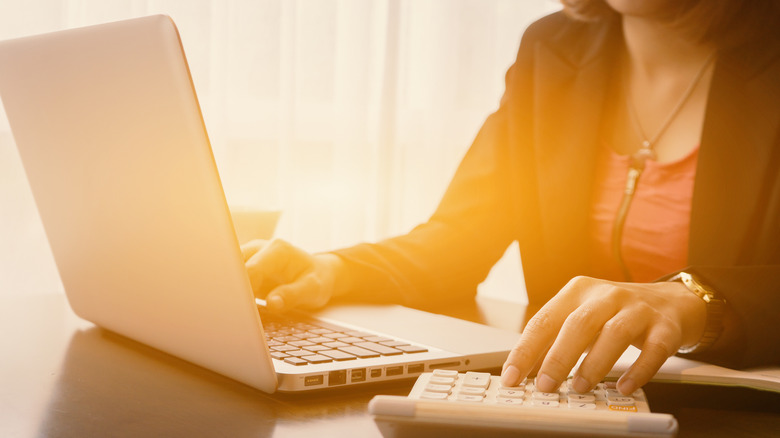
[
  {"xmin": 432, "ymin": 369, "xmax": 459, "ymax": 378},
  {"xmin": 608, "ymin": 405, "xmax": 639, "ymax": 413},
  {"xmin": 429, "ymin": 376, "xmax": 456, "ymax": 386},
  {"xmin": 607, "ymin": 396, "xmax": 636, "ymax": 407},
  {"xmin": 420, "ymin": 391, "xmax": 449, "ymax": 400},
  {"xmin": 532, "ymin": 391, "xmax": 560, "ymax": 401},
  {"xmin": 568, "ymin": 393, "xmax": 596, "ymax": 403},
  {"xmin": 496, "ymin": 397, "xmax": 524, "ymax": 405},
  {"xmin": 568, "ymin": 402, "xmax": 597, "ymax": 410},
  {"xmin": 531, "ymin": 400, "xmax": 560, "ymax": 408},
  {"xmin": 459, "ymin": 386, "xmax": 487, "ymax": 396},
  {"xmin": 463, "ymin": 372, "xmax": 491, "ymax": 388},
  {"xmin": 501, "ymin": 382, "xmax": 525, "ymax": 391},
  {"xmin": 498, "ymin": 389, "xmax": 524, "ymax": 398},
  {"xmin": 425, "ymin": 383, "xmax": 453, "ymax": 393},
  {"xmin": 457, "ymin": 394, "xmax": 485, "ymax": 403}
]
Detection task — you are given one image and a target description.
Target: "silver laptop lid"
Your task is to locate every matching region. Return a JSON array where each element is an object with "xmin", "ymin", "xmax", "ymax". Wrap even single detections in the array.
[{"xmin": 0, "ymin": 15, "xmax": 277, "ymax": 392}]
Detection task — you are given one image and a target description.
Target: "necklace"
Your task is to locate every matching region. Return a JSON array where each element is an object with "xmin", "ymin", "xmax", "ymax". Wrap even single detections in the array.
[{"xmin": 612, "ymin": 52, "xmax": 717, "ymax": 282}]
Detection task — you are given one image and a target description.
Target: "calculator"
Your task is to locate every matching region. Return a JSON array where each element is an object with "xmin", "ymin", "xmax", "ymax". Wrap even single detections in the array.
[{"xmin": 369, "ymin": 370, "xmax": 678, "ymax": 437}]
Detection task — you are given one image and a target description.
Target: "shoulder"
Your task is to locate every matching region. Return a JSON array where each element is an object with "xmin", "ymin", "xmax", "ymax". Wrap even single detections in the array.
[
  {"xmin": 516, "ymin": 11, "xmax": 619, "ymax": 66},
  {"xmin": 520, "ymin": 11, "xmax": 615, "ymax": 51}
]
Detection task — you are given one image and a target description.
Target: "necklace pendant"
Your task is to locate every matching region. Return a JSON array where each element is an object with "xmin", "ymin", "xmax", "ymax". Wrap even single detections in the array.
[{"xmin": 635, "ymin": 144, "xmax": 655, "ymax": 162}]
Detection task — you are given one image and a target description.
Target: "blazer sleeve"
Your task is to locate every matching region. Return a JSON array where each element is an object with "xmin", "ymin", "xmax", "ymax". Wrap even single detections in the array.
[
  {"xmin": 677, "ymin": 265, "xmax": 780, "ymax": 369},
  {"xmin": 330, "ymin": 109, "xmax": 516, "ymax": 309},
  {"xmin": 328, "ymin": 33, "xmax": 538, "ymax": 310}
]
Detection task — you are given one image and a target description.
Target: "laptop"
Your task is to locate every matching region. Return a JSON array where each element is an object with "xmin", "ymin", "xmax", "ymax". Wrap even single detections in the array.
[{"xmin": 0, "ymin": 15, "xmax": 520, "ymax": 393}]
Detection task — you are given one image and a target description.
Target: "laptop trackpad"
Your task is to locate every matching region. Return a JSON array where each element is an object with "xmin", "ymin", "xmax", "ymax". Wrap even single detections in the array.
[{"xmin": 310, "ymin": 304, "xmax": 520, "ymax": 355}]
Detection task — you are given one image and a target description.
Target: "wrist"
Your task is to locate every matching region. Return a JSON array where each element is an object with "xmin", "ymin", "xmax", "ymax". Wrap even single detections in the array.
[
  {"xmin": 315, "ymin": 253, "xmax": 352, "ymax": 299},
  {"xmin": 669, "ymin": 271, "xmax": 727, "ymax": 354}
]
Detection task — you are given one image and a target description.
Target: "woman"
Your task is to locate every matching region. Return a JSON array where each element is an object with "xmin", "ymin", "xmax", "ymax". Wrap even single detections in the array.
[{"xmin": 243, "ymin": 0, "xmax": 780, "ymax": 396}]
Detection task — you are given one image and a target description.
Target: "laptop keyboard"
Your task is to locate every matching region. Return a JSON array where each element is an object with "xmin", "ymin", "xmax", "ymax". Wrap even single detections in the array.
[{"xmin": 260, "ymin": 309, "xmax": 428, "ymax": 366}]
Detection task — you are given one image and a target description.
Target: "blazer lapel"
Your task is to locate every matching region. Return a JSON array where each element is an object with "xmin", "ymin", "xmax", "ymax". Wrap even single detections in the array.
[
  {"xmin": 530, "ymin": 20, "xmax": 621, "ymax": 273},
  {"xmin": 691, "ymin": 40, "xmax": 780, "ymax": 266}
]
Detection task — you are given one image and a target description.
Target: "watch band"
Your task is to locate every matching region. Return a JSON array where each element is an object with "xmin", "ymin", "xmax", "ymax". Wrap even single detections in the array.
[{"xmin": 669, "ymin": 271, "xmax": 726, "ymax": 354}]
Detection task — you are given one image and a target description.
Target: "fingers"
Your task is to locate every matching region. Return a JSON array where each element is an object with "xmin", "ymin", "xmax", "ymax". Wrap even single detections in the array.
[
  {"xmin": 245, "ymin": 239, "xmax": 311, "ymax": 298},
  {"xmin": 570, "ymin": 306, "xmax": 652, "ymax": 393},
  {"xmin": 535, "ymin": 300, "xmax": 618, "ymax": 392},
  {"xmin": 266, "ymin": 274, "xmax": 327, "ymax": 312},
  {"xmin": 501, "ymin": 301, "xmax": 569, "ymax": 387},
  {"xmin": 240, "ymin": 239, "xmax": 267, "ymax": 262},
  {"xmin": 501, "ymin": 276, "xmax": 600, "ymax": 388},
  {"xmin": 502, "ymin": 278, "xmax": 689, "ymax": 396},
  {"xmin": 616, "ymin": 325, "xmax": 680, "ymax": 395}
]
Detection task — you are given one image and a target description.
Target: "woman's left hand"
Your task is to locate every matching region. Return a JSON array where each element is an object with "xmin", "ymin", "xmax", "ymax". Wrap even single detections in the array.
[{"xmin": 500, "ymin": 276, "xmax": 706, "ymax": 395}]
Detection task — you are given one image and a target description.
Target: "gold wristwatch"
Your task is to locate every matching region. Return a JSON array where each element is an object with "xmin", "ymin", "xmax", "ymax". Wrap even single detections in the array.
[{"xmin": 669, "ymin": 271, "xmax": 726, "ymax": 354}]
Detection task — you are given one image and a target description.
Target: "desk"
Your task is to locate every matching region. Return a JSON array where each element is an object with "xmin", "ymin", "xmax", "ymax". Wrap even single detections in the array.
[{"xmin": 1, "ymin": 294, "xmax": 778, "ymax": 437}]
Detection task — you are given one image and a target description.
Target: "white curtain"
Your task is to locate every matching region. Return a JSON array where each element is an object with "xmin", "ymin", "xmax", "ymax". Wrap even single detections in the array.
[{"xmin": 0, "ymin": 0, "xmax": 561, "ymax": 296}]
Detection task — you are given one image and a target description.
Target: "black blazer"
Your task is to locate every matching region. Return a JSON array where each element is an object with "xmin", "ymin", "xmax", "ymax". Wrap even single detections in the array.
[{"xmin": 335, "ymin": 12, "xmax": 780, "ymax": 368}]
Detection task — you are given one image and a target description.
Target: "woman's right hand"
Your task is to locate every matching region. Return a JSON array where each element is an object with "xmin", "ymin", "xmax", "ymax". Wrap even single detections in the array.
[{"xmin": 242, "ymin": 239, "xmax": 347, "ymax": 312}]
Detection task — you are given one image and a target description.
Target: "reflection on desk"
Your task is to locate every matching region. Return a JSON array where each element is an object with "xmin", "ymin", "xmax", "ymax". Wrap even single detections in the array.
[{"xmin": 1, "ymin": 294, "xmax": 779, "ymax": 438}]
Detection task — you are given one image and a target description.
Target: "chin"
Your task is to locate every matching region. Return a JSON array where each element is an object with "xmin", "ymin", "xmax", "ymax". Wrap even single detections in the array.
[{"xmin": 604, "ymin": 0, "xmax": 678, "ymax": 18}]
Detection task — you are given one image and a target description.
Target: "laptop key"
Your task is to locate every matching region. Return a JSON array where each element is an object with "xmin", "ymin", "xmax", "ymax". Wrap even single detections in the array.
[
  {"xmin": 363, "ymin": 336, "xmax": 392, "ymax": 343},
  {"xmin": 319, "ymin": 349, "xmax": 357, "ymax": 361},
  {"xmin": 338, "ymin": 337, "xmax": 365, "ymax": 344},
  {"xmin": 322, "ymin": 341, "xmax": 349, "ymax": 349},
  {"xmin": 379, "ymin": 340, "xmax": 410, "ymax": 347},
  {"xmin": 284, "ymin": 357, "xmax": 308, "ymax": 366},
  {"xmin": 308, "ymin": 328, "xmax": 333, "ymax": 335},
  {"xmin": 344, "ymin": 330, "xmax": 372, "ymax": 337},
  {"xmin": 270, "ymin": 351, "xmax": 289, "ymax": 360},
  {"xmin": 338, "ymin": 346, "xmax": 381, "ymax": 358},
  {"xmin": 396, "ymin": 345, "xmax": 428, "ymax": 353},
  {"xmin": 302, "ymin": 354, "xmax": 332, "ymax": 364},
  {"xmin": 354, "ymin": 342, "xmax": 403, "ymax": 356},
  {"xmin": 288, "ymin": 340, "xmax": 315, "ymax": 347}
]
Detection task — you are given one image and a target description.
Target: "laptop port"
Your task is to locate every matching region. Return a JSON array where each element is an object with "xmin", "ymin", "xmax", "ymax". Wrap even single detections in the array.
[
  {"xmin": 328, "ymin": 370, "xmax": 347, "ymax": 386},
  {"xmin": 304, "ymin": 375, "xmax": 324, "ymax": 387},
  {"xmin": 386, "ymin": 366, "xmax": 403, "ymax": 376},
  {"xmin": 407, "ymin": 363, "xmax": 424, "ymax": 374},
  {"xmin": 430, "ymin": 361, "xmax": 460, "ymax": 369},
  {"xmin": 351, "ymin": 368, "xmax": 366, "ymax": 383},
  {"xmin": 370, "ymin": 368, "xmax": 382, "ymax": 378}
]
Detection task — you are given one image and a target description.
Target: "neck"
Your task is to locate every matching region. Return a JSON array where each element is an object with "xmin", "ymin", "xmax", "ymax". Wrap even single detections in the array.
[{"xmin": 621, "ymin": 15, "xmax": 714, "ymax": 79}]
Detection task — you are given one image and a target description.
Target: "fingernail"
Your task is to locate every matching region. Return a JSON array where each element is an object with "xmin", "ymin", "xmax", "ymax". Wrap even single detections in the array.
[
  {"xmin": 572, "ymin": 375, "xmax": 591, "ymax": 394},
  {"xmin": 267, "ymin": 295, "xmax": 284, "ymax": 311},
  {"xmin": 617, "ymin": 376, "xmax": 636, "ymax": 396},
  {"xmin": 501, "ymin": 365, "xmax": 521, "ymax": 387},
  {"xmin": 535, "ymin": 373, "xmax": 558, "ymax": 392}
]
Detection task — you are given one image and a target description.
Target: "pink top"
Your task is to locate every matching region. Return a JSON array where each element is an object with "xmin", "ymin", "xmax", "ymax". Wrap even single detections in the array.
[{"xmin": 589, "ymin": 144, "xmax": 699, "ymax": 282}]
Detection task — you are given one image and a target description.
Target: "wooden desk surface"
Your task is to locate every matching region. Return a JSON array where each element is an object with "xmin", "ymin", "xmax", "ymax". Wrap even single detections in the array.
[{"xmin": 1, "ymin": 294, "xmax": 778, "ymax": 437}]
